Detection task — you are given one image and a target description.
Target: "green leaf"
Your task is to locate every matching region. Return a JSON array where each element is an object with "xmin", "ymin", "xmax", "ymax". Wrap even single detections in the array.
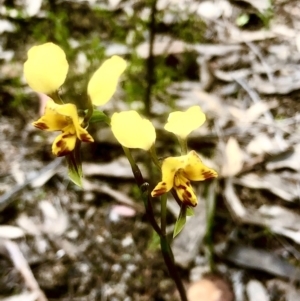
[
  {"xmin": 66, "ymin": 141, "xmax": 83, "ymax": 187},
  {"xmin": 186, "ymin": 206, "xmax": 194, "ymax": 216},
  {"xmin": 173, "ymin": 205, "xmax": 187, "ymax": 238},
  {"xmin": 89, "ymin": 110, "xmax": 110, "ymax": 124}
]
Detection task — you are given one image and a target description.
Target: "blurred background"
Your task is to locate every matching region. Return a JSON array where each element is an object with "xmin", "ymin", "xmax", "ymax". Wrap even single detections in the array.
[{"xmin": 1, "ymin": 0, "xmax": 300, "ymax": 300}]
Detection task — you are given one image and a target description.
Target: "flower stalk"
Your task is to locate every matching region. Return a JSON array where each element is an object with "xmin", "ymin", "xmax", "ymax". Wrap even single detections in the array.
[
  {"xmin": 122, "ymin": 146, "xmax": 188, "ymax": 301},
  {"xmin": 24, "ymin": 42, "xmax": 218, "ymax": 301}
]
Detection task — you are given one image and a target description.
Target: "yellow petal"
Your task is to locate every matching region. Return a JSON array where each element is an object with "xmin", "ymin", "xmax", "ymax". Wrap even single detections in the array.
[
  {"xmin": 151, "ymin": 151, "xmax": 217, "ymax": 199},
  {"xmin": 88, "ymin": 55, "xmax": 126, "ymax": 106},
  {"xmin": 75, "ymin": 126, "xmax": 94, "ymax": 143},
  {"xmin": 53, "ymin": 102, "xmax": 94, "ymax": 143},
  {"xmin": 164, "ymin": 106, "xmax": 206, "ymax": 139},
  {"xmin": 174, "ymin": 169, "xmax": 198, "ymax": 206},
  {"xmin": 111, "ymin": 111, "xmax": 156, "ymax": 150},
  {"xmin": 33, "ymin": 99, "xmax": 94, "ymax": 156},
  {"xmin": 24, "ymin": 43, "xmax": 69, "ymax": 94},
  {"xmin": 151, "ymin": 156, "xmax": 185, "ymax": 197},
  {"xmin": 183, "ymin": 151, "xmax": 218, "ymax": 181},
  {"xmin": 52, "ymin": 125, "xmax": 77, "ymax": 157},
  {"xmin": 32, "ymin": 99, "xmax": 69, "ymax": 131}
]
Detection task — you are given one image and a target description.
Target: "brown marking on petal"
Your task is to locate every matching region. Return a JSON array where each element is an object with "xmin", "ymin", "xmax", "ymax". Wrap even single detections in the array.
[
  {"xmin": 79, "ymin": 132, "xmax": 94, "ymax": 143},
  {"xmin": 183, "ymin": 198, "xmax": 197, "ymax": 207},
  {"xmin": 62, "ymin": 133, "xmax": 73, "ymax": 139},
  {"xmin": 33, "ymin": 122, "xmax": 49, "ymax": 130},
  {"xmin": 176, "ymin": 189, "xmax": 197, "ymax": 207},
  {"xmin": 176, "ymin": 185, "xmax": 193, "ymax": 198},
  {"xmin": 184, "ymin": 190, "xmax": 192, "ymax": 198},
  {"xmin": 54, "ymin": 139, "xmax": 72, "ymax": 157},
  {"xmin": 152, "ymin": 188, "xmax": 167, "ymax": 197},
  {"xmin": 186, "ymin": 181, "xmax": 190, "ymax": 186},
  {"xmin": 202, "ymin": 170, "xmax": 217, "ymax": 179},
  {"xmin": 56, "ymin": 148, "xmax": 72, "ymax": 157},
  {"xmin": 182, "ymin": 191, "xmax": 197, "ymax": 207},
  {"xmin": 56, "ymin": 139, "xmax": 65, "ymax": 148},
  {"xmin": 162, "ymin": 182, "xmax": 166, "ymax": 186}
]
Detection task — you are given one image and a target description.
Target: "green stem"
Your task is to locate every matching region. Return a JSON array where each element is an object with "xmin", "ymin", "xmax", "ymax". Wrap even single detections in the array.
[
  {"xmin": 122, "ymin": 146, "xmax": 187, "ymax": 301},
  {"xmin": 122, "ymin": 146, "xmax": 161, "ymax": 235},
  {"xmin": 48, "ymin": 90, "xmax": 63, "ymax": 104},
  {"xmin": 160, "ymin": 194, "xmax": 167, "ymax": 235},
  {"xmin": 82, "ymin": 96, "xmax": 94, "ymax": 128},
  {"xmin": 177, "ymin": 137, "xmax": 188, "ymax": 155},
  {"xmin": 122, "ymin": 146, "xmax": 144, "ymax": 187},
  {"xmin": 160, "ymin": 236, "xmax": 188, "ymax": 301},
  {"xmin": 149, "ymin": 145, "xmax": 161, "ymax": 168},
  {"xmin": 141, "ymin": 184, "xmax": 163, "ymax": 236}
]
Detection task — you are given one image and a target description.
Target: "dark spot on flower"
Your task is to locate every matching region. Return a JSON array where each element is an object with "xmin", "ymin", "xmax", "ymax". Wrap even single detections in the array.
[
  {"xmin": 56, "ymin": 140, "xmax": 64, "ymax": 148},
  {"xmin": 80, "ymin": 132, "xmax": 94, "ymax": 142},
  {"xmin": 152, "ymin": 187, "xmax": 167, "ymax": 197},
  {"xmin": 55, "ymin": 138, "xmax": 71, "ymax": 157},
  {"xmin": 33, "ymin": 122, "xmax": 49, "ymax": 130},
  {"xmin": 62, "ymin": 133, "xmax": 73, "ymax": 139},
  {"xmin": 56, "ymin": 149, "xmax": 71, "ymax": 157},
  {"xmin": 162, "ymin": 182, "xmax": 166, "ymax": 186},
  {"xmin": 202, "ymin": 171, "xmax": 217, "ymax": 179},
  {"xmin": 185, "ymin": 190, "xmax": 192, "ymax": 198},
  {"xmin": 179, "ymin": 191, "xmax": 196, "ymax": 207},
  {"xmin": 186, "ymin": 181, "xmax": 190, "ymax": 186}
]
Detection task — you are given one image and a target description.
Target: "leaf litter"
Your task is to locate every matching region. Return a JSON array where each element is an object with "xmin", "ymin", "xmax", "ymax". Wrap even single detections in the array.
[{"xmin": 1, "ymin": 0, "xmax": 300, "ymax": 300}]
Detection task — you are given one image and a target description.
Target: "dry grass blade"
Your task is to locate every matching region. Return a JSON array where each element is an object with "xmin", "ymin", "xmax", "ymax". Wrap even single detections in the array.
[{"xmin": 0, "ymin": 239, "xmax": 48, "ymax": 301}]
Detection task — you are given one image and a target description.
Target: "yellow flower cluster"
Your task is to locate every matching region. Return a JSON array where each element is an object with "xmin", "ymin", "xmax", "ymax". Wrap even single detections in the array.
[
  {"xmin": 24, "ymin": 42, "xmax": 217, "ymax": 203},
  {"xmin": 24, "ymin": 42, "xmax": 126, "ymax": 156},
  {"xmin": 109, "ymin": 106, "xmax": 217, "ymax": 206}
]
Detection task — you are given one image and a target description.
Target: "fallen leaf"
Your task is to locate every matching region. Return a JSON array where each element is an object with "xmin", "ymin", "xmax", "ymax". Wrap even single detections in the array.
[
  {"xmin": 220, "ymin": 243, "xmax": 300, "ymax": 280},
  {"xmin": 266, "ymin": 144, "xmax": 300, "ymax": 171},
  {"xmin": 222, "ymin": 137, "xmax": 244, "ymax": 177},
  {"xmin": 235, "ymin": 172, "xmax": 300, "ymax": 202}
]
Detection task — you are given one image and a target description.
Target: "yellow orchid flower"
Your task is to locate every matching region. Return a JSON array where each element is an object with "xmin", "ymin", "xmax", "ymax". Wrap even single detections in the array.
[
  {"xmin": 24, "ymin": 43, "xmax": 69, "ymax": 94},
  {"xmin": 88, "ymin": 55, "xmax": 127, "ymax": 106},
  {"xmin": 111, "ymin": 111, "xmax": 156, "ymax": 150},
  {"xmin": 164, "ymin": 106, "xmax": 206, "ymax": 139},
  {"xmin": 151, "ymin": 151, "xmax": 217, "ymax": 206},
  {"xmin": 32, "ymin": 99, "xmax": 94, "ymax": 157}
]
